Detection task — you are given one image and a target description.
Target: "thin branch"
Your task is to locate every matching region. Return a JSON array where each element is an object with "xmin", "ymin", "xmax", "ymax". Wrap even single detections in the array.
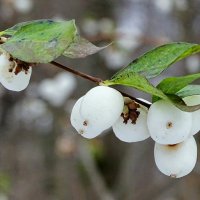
[
  {"xmin": 50, "ymin": 61, "xmax": 103, "ymax": 84},
  {"xmin": 50, "ymin": 61, "xmax": 151, "ymax": 108},
  {"xmin": 78, "ymin": 140, "xmax": 115, "ymax": 200}
]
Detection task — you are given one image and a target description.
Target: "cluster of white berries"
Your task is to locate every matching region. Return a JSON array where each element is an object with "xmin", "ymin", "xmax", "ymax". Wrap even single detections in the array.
[
  {"xmin": 71, "ymin": 86, "xmax": 200, "ymax": 178},
  {"xmin": 0, "ymin": 52, "xmax": 32, "ymax": 91},
  {"xmin": 148, "ymin": 98, "xmax": 199, "ymax": 178}
]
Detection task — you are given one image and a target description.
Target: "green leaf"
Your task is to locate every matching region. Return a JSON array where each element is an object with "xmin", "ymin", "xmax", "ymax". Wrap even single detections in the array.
[
  {"xmin": 108, "ymin": 42, "xmax": 200, "ymax": 111},
  {"xmin": 103, "ymin": 72, "xmax": 200, "ymax": 112},
  {"xmin": 164, "ymin": 94, "xmax": 200, "ymax": 112},
  {"xmin": 0, "ymin": 20, "xmax": 49, "ymax": 37},
  {"xmin": 177, "ymin": 85, "xmax": 200, "ymax": 98},
  {"xmin": 112, "ymin": 42, "xmax": 200, "ymax": 80},
  {"xmin": 1, "ymin": 19, "xmax": 77, "ymax": 63},
  {"xmin": 63, "ymin": 36, "xmax": 108, "ymax": 58},
  {"xmin": 152, "ymin": 73, "xmax": 200, "ymax": 102},
  {"xmin": 103, "ymin": 72, "xmax": 168, "ymax": 100},
  {"xmin": 157, "ymin": 73, "xmax": 200, "ymax": 95}
]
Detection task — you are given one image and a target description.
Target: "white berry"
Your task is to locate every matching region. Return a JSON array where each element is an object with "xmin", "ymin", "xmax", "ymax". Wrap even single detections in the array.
[
  {"xmin": 147, "ymin": 100, "xmax": 192, "ymax": 144},
  {"xmin": 0, "ymin": 53, "xmax": 32, "ymax": 91},
  {"xmin": 154, "ymin": 136, "xmax": 197, "ymax": 178},
  {"xmin": 112, "ymin": 105, "xmax": 150, "ymax": 142},
  {"xmin": 70, "ymin": 96, "xmax": 103, "ymax": 139},
  {"xmin": 80, "ymin": 86, "xmax": 124, "ymax": 130},
  {"xmin": 183, "ymin": 95, "xmax": 200, "ymax": 135}
]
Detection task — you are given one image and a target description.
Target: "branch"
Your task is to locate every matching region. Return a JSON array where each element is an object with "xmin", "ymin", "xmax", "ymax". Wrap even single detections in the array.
[{"xmin": 50, "ymin": 61, "xmax": 103, "ymax": 84}]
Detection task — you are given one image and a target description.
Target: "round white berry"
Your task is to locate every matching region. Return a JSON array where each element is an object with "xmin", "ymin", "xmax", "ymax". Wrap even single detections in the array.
[
  {"xmin": 154, "ymin": 136, "xmax": 197, "ymax": 178},
  {"xmin": 147, "ymin": 100, "xmax": 192, "ymax": 144},
  {"xmin": 80, "ymin": 86, "xmax": 124, "ymax": 130},
  {"xmin": 0, "ymin": 54, "xmax": 32, "ymax": 91},
  {"xmin": 183, "ymin": 95, "xmax": 200, "ymax": 135},
  {"xmin": 112, "ymin": 105, "xmax": 150, "ymax": 142},
  {"xmin": 70, "ymin": 97, "xmax": 103, "ymax": 139}
]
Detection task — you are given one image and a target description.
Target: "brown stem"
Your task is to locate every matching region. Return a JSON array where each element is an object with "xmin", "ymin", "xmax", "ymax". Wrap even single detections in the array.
[
  {"xmin": 50, "ymin": 61, "xmax": 102, "ymax": 84},
  {"xmin": 50, "ymin": 61, "xmax": 151, "ymax": 108}
]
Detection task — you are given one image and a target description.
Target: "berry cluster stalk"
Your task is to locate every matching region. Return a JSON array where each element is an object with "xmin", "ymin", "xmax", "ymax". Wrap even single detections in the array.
[{"xmin": 50, "ymin": 61, "xmax": 151, "ymax": 108}]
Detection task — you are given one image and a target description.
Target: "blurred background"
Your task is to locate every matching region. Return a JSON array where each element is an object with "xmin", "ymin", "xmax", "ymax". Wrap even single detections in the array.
[{"xmin": 0, "ymin": 0, "xmax": 200, "ymax": 199}]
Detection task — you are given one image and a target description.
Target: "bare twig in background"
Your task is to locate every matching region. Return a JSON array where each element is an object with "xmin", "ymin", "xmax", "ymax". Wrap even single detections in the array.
[{"xmin": 78, "ymin": 140, "xmax": 115, "ymax": 200}]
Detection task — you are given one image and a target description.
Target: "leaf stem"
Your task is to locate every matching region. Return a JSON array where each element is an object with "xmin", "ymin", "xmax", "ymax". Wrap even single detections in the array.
[{"xmin": 50, "ymin": 61, "xmax": 151, "ymax": 108}]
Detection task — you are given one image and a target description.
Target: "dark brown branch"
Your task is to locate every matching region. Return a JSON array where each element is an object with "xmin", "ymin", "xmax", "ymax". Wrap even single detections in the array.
[{"xmin": 50, "ymin": 61, "xmax": 103, "ymax": 84}]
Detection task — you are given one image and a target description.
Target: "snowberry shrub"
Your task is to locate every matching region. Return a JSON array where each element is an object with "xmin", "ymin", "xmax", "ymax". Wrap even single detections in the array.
[
  {"xmin": 154, "ymin": 136, "xmax": 197, "ymax": 178},
  {"xmin": 1, "ymin": 19, "xmax": 200, "ymax": 178},
  {"xmin": 147, "ymin": 100, "xmax": 192, "ymax": 145}
]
